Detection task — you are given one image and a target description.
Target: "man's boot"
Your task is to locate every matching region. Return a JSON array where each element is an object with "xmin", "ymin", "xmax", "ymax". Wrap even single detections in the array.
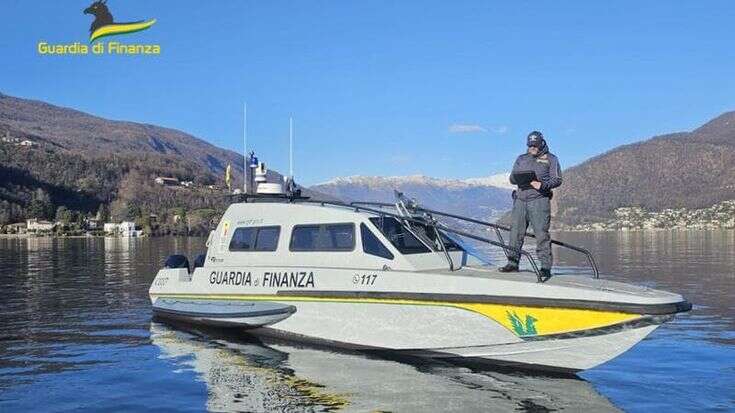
[
  {"xmin": 498, "ymin": 263, "xmax": 519, "ymax": 272},
  {"xmin": 539, "ymin": 268, "xmax": 552, "ymax": 280}
]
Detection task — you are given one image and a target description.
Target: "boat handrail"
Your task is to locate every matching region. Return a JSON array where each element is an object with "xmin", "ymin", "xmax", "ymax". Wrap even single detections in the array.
[
  {"xmin": 297, "ymin": 199, "xmax": 544, "ymax": 282},
  {"xmin": 349, "ymin": 201, "xmax": 600, "ymax": 279}
]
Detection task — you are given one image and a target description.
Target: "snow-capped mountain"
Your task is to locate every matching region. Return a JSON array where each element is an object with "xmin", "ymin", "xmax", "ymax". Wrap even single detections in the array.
[
  {"xmin": 462, "ymin": 173, "xmax": 513, "ymax": 190},
  {"xmin": 309, "ymin": 174, "xmax": 513, "ymax": 223},
  {"xmin": 316, "ymin": 173, "xmax": 512, "ymax": 189}
]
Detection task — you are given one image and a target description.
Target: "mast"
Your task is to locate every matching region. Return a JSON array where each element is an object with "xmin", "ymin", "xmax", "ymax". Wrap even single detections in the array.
[
  {"xmin": 243, "ymin": 102, "xmax": 247, "ymax": 193},
  {"xmin": 289, "ymin": 117, "xmax": 294, "ymax": 179}
]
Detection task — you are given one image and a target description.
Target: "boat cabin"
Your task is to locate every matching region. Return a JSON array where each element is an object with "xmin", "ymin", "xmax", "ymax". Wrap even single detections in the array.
[{"xmin": 204, "ymin": 202, "xmax": 474, "ymax": 272}]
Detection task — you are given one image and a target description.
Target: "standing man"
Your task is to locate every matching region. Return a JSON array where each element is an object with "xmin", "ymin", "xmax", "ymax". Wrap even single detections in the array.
[{"xmin": 498, "ymin": 131, "xmax": 562, "ymax": 279}]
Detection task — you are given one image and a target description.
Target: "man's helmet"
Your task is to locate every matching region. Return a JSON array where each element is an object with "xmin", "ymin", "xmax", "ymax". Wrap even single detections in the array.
[{"xmin": 527, "ymin": 131, "xmax": 544, "ymax": 147}]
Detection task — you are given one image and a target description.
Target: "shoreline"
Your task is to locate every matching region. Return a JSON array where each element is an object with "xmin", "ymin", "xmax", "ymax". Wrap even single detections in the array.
[
  {"xmin": 554, "ymin": 227, "xmax": 735, "ymax": 233},
  {"xmin": 2, "ymin": 228, "xmax": 733, "ymax": 240},
  {"xmin": 0, "ymin": 234, "xmax": 201, "ymax": 239}
]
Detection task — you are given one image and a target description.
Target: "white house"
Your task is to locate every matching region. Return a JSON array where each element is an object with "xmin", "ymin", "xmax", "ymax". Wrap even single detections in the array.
[
  {"xmin": 119, "ymin": 221, "xmax": 139, "ymax": 237},
  {"xmin": 6, "ymin": 222, "xmax": 27, "ymax": 234},
  {"xmin": 155, "ymin": 177, "xmax": 179, "ymax": 186},
  {"xmin": 27, "ymin": 219, "xmax": 55, "ymax": 232},
  {"xmin": 104, "ymin": 221, "xmax": 142, "ymax": 237},
  {"xmin": 85, "ymin": 218, "xmax": 101, "ymax": 230}
]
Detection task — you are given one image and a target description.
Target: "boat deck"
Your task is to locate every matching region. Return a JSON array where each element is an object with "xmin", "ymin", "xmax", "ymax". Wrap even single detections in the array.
[{"xmin": 424, "ymin": 265, "xmax": 685, "ymax": 304}]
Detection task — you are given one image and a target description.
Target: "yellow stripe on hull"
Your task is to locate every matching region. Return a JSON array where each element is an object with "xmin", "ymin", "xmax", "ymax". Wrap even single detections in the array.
[
  {"xmin": 151, "ymin": 293, "xmax": 641, "ymax": 338},
  {"xmin": 90, "ymin": 20, "xmax": 157, "ymax": 42}
]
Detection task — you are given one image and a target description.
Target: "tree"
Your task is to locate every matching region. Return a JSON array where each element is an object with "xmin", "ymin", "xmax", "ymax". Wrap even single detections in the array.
[
  {"xmin": 109, "ymin": 199, "xmax": 127, "ymax": 222},
  {"xmin": 28, "ymin": 200, "xmax": 51, "ymax": 219},
  {"xmin": 28, "ymin": 189, "xmax": 53, "ymax": 220},
  {"xmin": 0, "ymin": 201, "xmax": 11, "ymax": 225},
  {"xmin": 55, "ymin": 206, "xmax": 72, "ymax": 223},
  {"xmin": 126, "ymin": 203, "xmax": 141, "ymax": 221},
  {"xmin": 96, "ymin": 204, "xmax": 109, "ymax": 222}
]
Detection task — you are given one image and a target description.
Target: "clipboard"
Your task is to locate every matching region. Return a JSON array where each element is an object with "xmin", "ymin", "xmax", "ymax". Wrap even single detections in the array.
[{"xmin": 512, "ymin": 171, "xmax": 537, "ymax": 189}]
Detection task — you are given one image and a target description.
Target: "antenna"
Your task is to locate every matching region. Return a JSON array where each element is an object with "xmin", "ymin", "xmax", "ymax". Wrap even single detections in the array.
[
  {"xmin": 243, "ymin": 102, "xmax": 247, "ymax": 193},
  {"xmin": 289, "ymin": 117, "xmax": 294, "ymax": 179}
]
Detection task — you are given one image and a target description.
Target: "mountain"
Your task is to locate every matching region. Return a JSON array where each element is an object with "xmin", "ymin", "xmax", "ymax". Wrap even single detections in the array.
[
  {"xmin": 0, "ymin": 92, "xmax": 246, "ymax": 181},
  {"xmin": 554, "ymin": 111, "xmax": 735, "ymax": 226},
  {"xmin": 309, "ymin": 175, "xmax": 512, "ymax": 222},
  {"xmin": 0, "ymin": 92, "xmax": 323, "ymax": 230},
  {"xmin": 462, "ymin": 173, "xmax": 513, "ymax": 190}
]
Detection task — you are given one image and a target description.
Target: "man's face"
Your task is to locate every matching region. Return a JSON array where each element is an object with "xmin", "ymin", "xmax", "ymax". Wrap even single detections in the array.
[{"xmin": 527, "ymin": 145, "xmax": 539, "ymax": 156}]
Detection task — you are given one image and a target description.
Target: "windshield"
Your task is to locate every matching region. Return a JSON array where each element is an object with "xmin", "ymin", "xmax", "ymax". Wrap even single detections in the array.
[
  {"xmin": 369, "ymin": 216, "xmax": 464, "ymax": 254},
  {"xmin": 369, "ymin": 217, "xmax": 431, "ymax": 254}
]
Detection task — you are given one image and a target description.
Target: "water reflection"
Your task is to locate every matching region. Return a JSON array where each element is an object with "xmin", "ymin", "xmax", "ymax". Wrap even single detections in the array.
[{"xmin": 151, "ymin": 322, "xmax": 620, "ymax": 412}]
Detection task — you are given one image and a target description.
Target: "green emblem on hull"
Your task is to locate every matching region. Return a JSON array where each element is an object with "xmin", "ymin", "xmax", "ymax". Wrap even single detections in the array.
[{"xmin": 506, "ymin": 310, "xmax": 538, "ymax": 336}]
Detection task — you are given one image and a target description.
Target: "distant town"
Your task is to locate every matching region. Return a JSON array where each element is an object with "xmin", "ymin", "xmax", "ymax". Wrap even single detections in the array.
[{"xmin": 563, "ymin": 200, "xmax": 735, "ymax": 231}]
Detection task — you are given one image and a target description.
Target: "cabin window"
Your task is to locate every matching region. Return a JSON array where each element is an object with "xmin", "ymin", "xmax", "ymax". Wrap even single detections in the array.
[
  {"xmin": 368, "ymin": 217, "xmax": 431, "ymax": 254},
  {"xmin": 290, "ymin": 223, "xmax": 355, "ymax": 251},
  {"xmin": 229, "ymin": 226, "xmax": 281, "ymax": 251},
  {"xmin": 360, "ymin": 223, "xmax": 394, "ymax": 260}
]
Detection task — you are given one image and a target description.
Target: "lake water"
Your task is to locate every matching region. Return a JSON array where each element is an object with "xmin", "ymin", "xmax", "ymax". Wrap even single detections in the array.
[{"xmin": 0, "ymin": 232, "xmax": 733, "ymax": 412}]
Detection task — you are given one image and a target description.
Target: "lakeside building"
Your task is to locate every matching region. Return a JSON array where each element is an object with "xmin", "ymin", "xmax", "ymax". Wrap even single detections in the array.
[
  {"xmin": 27, "ymin": 219, "xmax": 56, "ymax": 232},
  {"xmin": 104, "ymin": 221, "xmax": 143, "ymax": 237},
  {"xmin": 85, "ymin": 218, "xmax": 101, "ymax": 230},
  {"xmin": 6, "ymin": 222, "xmax": 27, "ymax": 234}
]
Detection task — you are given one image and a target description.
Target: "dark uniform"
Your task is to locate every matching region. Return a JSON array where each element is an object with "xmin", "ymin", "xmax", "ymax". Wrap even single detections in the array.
[{"xmin": 500, "ymin": 131, "xmax": 562, "ymax": 277}]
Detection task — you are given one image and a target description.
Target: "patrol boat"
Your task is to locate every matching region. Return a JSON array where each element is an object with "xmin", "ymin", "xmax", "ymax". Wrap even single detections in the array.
[{"xmin": 149, "ymin": 164, "xmax": 691, "ymax": 372}]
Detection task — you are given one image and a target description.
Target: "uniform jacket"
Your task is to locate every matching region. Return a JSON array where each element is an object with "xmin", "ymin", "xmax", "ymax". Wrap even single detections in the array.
[{"xmin": 509, "ymin": 152, "xmax": 562, "ymax": 201}]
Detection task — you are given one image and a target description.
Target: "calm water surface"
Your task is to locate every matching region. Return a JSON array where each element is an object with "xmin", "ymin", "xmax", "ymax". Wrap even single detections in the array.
[{"xmin": 0, "ymin": 232, "xmax": 733, "ymax": 412}]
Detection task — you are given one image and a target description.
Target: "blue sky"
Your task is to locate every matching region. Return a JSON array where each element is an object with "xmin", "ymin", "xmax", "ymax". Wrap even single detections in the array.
[{"xmin": 2, "ymin": 1, "xmax": 735, "ymax": 185}]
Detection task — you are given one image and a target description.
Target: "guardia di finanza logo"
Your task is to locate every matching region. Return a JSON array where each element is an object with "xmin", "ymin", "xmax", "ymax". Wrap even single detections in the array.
[
  {"xmin": 84, "ymin": 0, "xmax": 156, "ymax": 42},
  {"xmin": 37, "ymin": 0, "xmax": 160, "ymax": 55}
]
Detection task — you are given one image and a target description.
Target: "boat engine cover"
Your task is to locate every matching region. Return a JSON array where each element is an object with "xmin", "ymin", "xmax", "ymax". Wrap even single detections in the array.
[{"xmin": 164, "ymin": 255, "xmax": 190, "ymax": 272}]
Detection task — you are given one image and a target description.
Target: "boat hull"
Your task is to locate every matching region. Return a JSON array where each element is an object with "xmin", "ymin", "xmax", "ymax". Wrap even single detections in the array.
[
  {"xmin": 149, "ymin": 267, "xmax": 688, "ymax": 372},
  {"xmin": 150, "ymin": 294, "xmax": 666, "ymax": 371}
]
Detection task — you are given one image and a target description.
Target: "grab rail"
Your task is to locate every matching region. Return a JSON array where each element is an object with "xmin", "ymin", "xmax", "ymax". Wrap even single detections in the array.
[
  {"xmin": 298, "ymin": 199, "xmax": 545, "ymax": 282},
  {"xmin": 349, "ymin": 201, "xmax": 599, "ymax": 279}
]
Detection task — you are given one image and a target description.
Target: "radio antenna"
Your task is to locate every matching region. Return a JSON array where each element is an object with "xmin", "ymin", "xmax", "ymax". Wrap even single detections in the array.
[
  {"xmin": 247, "ymin": 102, "xmax": 248, "ymax": 194},
  {"xmin": 289, "ymin": 117, "xmax": 294, "ymax": 179}
]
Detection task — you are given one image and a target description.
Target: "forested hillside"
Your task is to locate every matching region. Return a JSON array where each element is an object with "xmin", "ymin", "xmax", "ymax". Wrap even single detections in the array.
[
  {"xmin": 0, "ymin": 93, "xmax": 249, "ymax": 232},
  {"xmin": 554, "ymin": 112, "xmax": 735, "ymax": 225}
]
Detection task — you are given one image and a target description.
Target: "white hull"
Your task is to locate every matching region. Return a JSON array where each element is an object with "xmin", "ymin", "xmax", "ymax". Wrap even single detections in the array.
[
  {"xmin": 246, "ymin": 301, "xmax": 660, "ymax": 372},
  {"xmin": 151, "ymin": 292, "xmax": 666, "ymax": 372}
]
